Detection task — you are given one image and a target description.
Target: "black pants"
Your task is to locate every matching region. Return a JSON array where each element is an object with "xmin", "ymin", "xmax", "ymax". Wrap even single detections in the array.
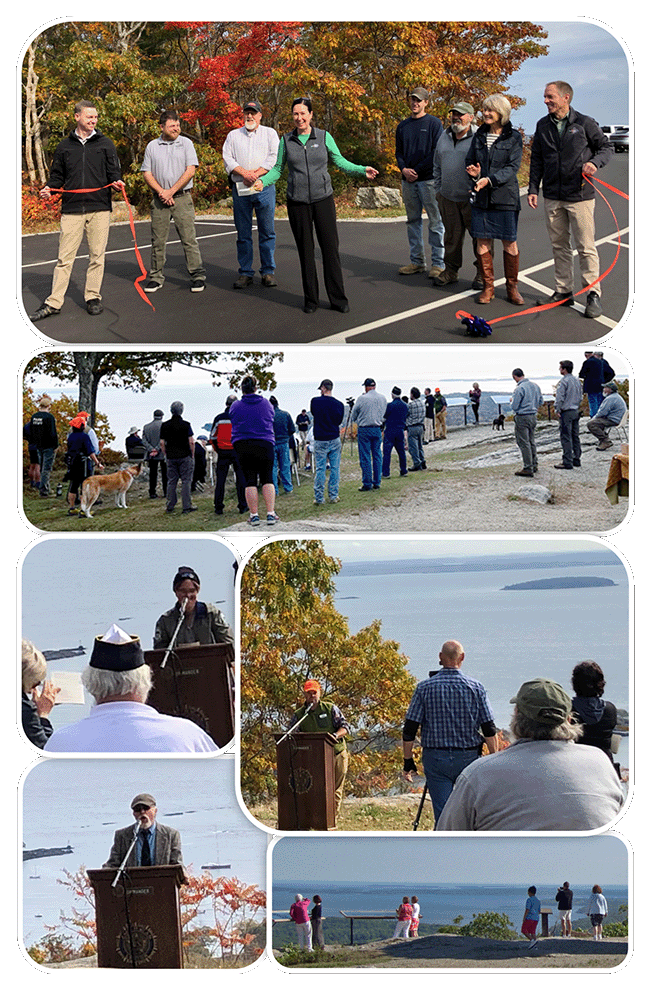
[
  {"xmin": 287, "ymin": 194, "xmax": 347, "ymax": 308},
  {"xmin": 148, "ymin": 458, "xmax": 167, "ymax": 497},
  {"xmin": 214, "ymin": 450, "xmax": 247, "ymax": 512}
]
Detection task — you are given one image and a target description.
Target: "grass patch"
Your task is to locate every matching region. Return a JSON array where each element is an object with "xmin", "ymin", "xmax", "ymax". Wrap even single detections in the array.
[
  {"xmin": 246, "ymin": 794, "xmax": 435, "ymax": 832},
  {"xmin": 22, "ymin": 443, "xmax": 461, "ymax": 533}
]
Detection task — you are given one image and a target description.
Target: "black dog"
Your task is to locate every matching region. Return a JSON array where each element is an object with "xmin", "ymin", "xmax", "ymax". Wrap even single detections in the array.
[{"xmin": 492, "ymin": 414, "xmax": 505, "ymax": 431}]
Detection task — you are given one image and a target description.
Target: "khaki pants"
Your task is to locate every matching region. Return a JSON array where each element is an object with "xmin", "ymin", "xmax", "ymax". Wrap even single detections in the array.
[
  {"xmin": 544, "ymin": 198, "xmax": 600, "ymax": 296},
  {"xmin": 149, "ymin": 192, "xmax": 205, "ymax": 285},
  {"xmin": 47, "ymin": 211, "xmax": 111, "ymax": 309},
  {"xmin": 435, "ymin": 408, "xmax": 447, "ymax": 438},
  {"xmin": 334, "ymin": 749, "xmax": 348, "ymax": 820}
]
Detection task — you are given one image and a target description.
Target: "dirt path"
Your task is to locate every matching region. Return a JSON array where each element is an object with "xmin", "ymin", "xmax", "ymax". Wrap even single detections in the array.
[{"xmin": 224, "ymin": 421, "xmax": 629, "ymax": 533}]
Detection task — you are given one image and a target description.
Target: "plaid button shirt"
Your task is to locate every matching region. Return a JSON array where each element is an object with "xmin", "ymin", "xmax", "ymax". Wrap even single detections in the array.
[{"xmin": 405, "ymin": 668, "xmax": 494, "ymax": 748}]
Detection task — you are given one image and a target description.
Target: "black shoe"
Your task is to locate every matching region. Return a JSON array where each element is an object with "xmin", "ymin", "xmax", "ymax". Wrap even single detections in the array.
[
  {"xmin": 182, "ymin": 506, "xmax": 198, "ymax": 514},
  {"xmin": 400, "ymin": 471, "xmax": 409, "ymax": 477},
  {"xmin": 373, "ymin": 483, "xmax": 380, "ymax": 489},
  {"xmin": 233, "ymin": 275, "xmax": 253, "ymax": 289},
  {"xmin": 358, "ymin": 485, "xmax": 372, "ymax": 491},
  {"xmin": 31, "ymin": 302, "xmax": 60, "ymax": 321},
  {"xmin": 554, "ymin": 463, "xmax": 573, "ymax": 469},
  {"xmin": 214, "ymin": 508, "xmax": 223, "ymax": 515},
  {"xmin": 584, "ymin": 292, "xmax": 603, "ymax": 318},
  {"xmin": 408, "ymin": 466, "xmax": 421, "ymax": 472},
  {"xmin": 149, "ymin": 494, "xmax": 159, "ymax": 499},
  {"xmin": 421, "ymin": 461, "xmax": 427, "ymax": 469},
  {"xmin": 145, "ymin": 281, "xmax": 162, "ymax": 293},
  {"xmin": 86, "ymin": 298, "xmax": 104, "ymax": 316},
  {"xmin": 548, "ymin": 290, "xmax": 574, "ymax": 307},
  {"xmin": 573, "ymin": 460, "xmax": 581, "ymax": 467},
  {"xmin": 190, "ymin": 279, "xmax": 205, "ymax": 292},
  {"xmin": 330, "ymin": 303, "xmax": 350, "ymax": 313},
  {"xmin": 303, "ymin": 303, "xmax": 318, "ymax": 313}
]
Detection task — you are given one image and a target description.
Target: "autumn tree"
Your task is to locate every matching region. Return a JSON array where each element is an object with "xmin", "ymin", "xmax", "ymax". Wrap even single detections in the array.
[
  {"xmin": 240, "ymin": 541, "xmax": 417, "ymax": 801},
  {"xmin": 23, "ymin": 350, "xmax": 283, "ymax": 426}
]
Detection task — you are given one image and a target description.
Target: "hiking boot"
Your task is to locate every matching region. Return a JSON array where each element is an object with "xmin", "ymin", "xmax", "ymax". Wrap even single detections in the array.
[
  {"xmin": 398, "ymin": 263, "xmax": 426, "ymax": 275},
  {"xmin": 432, "ymin": 268, "xmax": 459, "ymax": 286},
  {"xmin": 261, "ymin": 273, "xmax": 277, "ymax": 287},
  {"xmin": 233, "ymin": 275, "xmax": 253, "ymax": 289},
  {"xmin": 428, "ymin": 265, "xmax": 444, "ymax": 279}
]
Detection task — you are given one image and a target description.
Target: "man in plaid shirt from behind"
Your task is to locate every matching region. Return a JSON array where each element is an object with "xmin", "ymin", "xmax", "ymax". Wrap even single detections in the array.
[{"xmin": 402, "ymin": 639, "xmax": 498, "ymax": 825}]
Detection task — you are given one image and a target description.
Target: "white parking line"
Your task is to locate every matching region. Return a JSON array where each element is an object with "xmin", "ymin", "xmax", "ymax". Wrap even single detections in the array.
[
  {"xmin": 315, "ymin": 228, "xmax": 630, "ymax": 343},
  {"xmin": 22, "ymin": 225, "xmax": 239, "ymax": 269}
]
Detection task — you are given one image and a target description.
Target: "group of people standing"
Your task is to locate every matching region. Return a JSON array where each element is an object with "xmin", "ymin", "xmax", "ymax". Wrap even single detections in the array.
[
  {"xmin": 393, "ymin": 896, "xmax": 421, "ymax": 939},
  {"xmin": 30, "ymin": 76, "xmax": 614, "ymax": 322},
  {"xmin": 289, "ymin": 894, "xmax": 325, "ymax": 952}
]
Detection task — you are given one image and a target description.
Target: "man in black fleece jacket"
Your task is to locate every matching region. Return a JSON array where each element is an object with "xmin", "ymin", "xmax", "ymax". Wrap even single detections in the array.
[{"xmin": 31, "ymin": 100, "xmax": 124, "ymax": 321}]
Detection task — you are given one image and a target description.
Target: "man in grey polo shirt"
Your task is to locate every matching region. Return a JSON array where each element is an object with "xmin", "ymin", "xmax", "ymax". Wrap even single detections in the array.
[
  {"xmin": 350, "ymin": 378, "xmax": 387, "ymax": 491},
  {"xmin": 554, "ymin": 360, "xmax": 583, "ymax": 470},
  {"xmin": 141, "ymin": 110, "xmax": 206, "ymax": 293},
  {"xmin": 222, "ymin": 100, "xmax": 280, "ymax": 290},
  {"xmin": 511, "ymin": 368, "xmax": 543, "ymax": 477}
]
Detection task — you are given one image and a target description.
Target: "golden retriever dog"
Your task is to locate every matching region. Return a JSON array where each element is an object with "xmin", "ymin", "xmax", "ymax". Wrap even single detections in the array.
[{"xmin": 80, "ymin": 462, "xmax": 142, "ymax": 518}]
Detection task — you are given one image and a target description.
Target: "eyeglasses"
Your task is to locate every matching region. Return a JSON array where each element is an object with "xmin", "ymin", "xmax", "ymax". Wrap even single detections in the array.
[{"xmin": 133, "ymin": 804, "xmax": 151, "ymax": 813}]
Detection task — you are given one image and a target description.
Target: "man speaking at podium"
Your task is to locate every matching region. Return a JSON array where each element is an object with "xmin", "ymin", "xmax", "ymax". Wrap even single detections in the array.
[
  {"xmin": 104, "ymin": 793, "xmax": 186, "ymax": 876},
  {"xmin": 289, "ymin": 679, "xmax": 350, "ymax": 821}
]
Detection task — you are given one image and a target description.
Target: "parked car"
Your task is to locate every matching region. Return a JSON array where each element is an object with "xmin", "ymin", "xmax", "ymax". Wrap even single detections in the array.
[{"xmin": 602, "ymin": 124, "xmax": 630, "ymax": 153}]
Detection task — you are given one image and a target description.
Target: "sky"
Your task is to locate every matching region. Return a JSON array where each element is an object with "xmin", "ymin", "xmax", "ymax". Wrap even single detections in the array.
[
  {"xmin": 507, "ymin": 21, "xmax": 629, "ymax": 133},
  {"xmin": 271, "ymin": 834, "xmax": 628, "ymax": 887},
  {"xmin": 320, "ymin": 537, "xmax": 617, "ymax": 564}
]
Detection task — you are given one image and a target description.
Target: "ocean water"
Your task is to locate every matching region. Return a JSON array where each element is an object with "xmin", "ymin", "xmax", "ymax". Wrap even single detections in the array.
[
  {"xmin": 332, "ymin": 554, "xmax": 629, "ymax": 765},
  {"xmin": 272, "ymin": 880, "xmax": 628, "ymax": 930},
  {"xmin": 21, "ymin": 759, "xmax": 268, "ymax": 950}
]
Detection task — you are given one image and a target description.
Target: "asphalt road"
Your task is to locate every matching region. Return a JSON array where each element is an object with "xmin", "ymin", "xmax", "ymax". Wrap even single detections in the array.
[{"xmin": 21, "ymin": 157, "xmax": 629, "ymax": 346}]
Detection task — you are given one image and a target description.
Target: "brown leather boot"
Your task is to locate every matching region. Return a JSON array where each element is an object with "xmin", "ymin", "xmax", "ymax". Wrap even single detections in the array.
[
  {"xmin": 503, "ymin": 252, "xmax": 525, "ymax": 305},
  {"xmin": 476, "ymin": 253, "xmax": 494, "ymax": 304}
]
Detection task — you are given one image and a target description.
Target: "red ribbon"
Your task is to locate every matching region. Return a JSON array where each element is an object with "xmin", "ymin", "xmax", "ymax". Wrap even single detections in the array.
[
  {"xmin": 456, "ymin": 171, "xmax": 627, "ymax": 327},
  {"xmin": 44, "ymin": 184, "xmax": 154, "ymax": 311}
]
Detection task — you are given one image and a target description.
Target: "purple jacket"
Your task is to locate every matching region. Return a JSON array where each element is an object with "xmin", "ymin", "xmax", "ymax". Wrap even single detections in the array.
[{"xmin": 229, "ymin": 394, "xmax": 275, "ymax": 444}]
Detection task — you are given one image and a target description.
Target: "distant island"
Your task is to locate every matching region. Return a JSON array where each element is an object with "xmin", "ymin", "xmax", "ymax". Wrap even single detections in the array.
[{"xmin": 502, "ymin": 577, "xmax": 617, "ymax": 591}]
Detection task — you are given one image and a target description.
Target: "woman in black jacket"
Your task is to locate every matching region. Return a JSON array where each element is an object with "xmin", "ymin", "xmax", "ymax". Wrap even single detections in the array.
[
  {"xmin": 466, "ymin": 95, "xmax": 524, "ymax": 306},
  {"xmin": 571, "ymin": 660, "xmax": 620, "ymax": 772}
]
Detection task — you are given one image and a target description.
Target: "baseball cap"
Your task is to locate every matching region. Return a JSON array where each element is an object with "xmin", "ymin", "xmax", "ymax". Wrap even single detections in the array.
[{"xmin": 510, "ymin": 678, "xmax": 572, "ymax": 725}]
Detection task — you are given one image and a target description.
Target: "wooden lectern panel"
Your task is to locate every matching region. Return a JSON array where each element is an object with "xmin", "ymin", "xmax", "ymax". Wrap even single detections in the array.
[
  {"xmin": 145, "ymin": 643, "xmax": 235, "ymax": 748},
  {"xmin": 274, "ymin": 731, "xmax": 337, "ymax": 830},
  {"xmin": 88, "ymin": 865, "xmax": 184, "ymax": 968}
]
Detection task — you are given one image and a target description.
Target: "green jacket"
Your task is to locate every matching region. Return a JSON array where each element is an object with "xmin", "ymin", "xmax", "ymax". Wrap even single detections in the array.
[{"xmin": 290, "ymin": 700, "xmax": 349, "ymax": 755}]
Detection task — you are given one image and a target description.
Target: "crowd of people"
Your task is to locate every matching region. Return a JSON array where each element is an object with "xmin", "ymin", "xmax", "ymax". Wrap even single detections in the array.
[
  {"xmin": 24, "ymin": 347, "xmax": 626, "ymax": 522},
  {"xmin": 29, "ymin": 78, "xmax": 615, "ymax": 321}
]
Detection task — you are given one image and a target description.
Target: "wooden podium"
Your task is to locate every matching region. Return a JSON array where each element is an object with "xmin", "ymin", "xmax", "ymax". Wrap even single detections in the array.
[
  {"xmin": 145, "ymin": 643, "xmax": 235, "ymax": 748},
  {"xmin": 274, "ymin": 731, "xmax": 337, "ymax": 830},
  {"xmin": 88, "ymin": 865, "xmax": 184, "ymax": 968}
]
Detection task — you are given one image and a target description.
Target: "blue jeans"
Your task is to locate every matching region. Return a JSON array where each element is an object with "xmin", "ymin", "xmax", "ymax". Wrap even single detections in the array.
[
  {"xmin": 422, "ymin": 747, "xmax": 480, "ymax": 825},
  {"xmin": 314, "ymin": 437, "xmax": 342, "ymax": 501},
  {"xmin": 407, "ymin": 424, "xmax": 425, "ymax": 468},
  {"xmin": 232, "ymin": 184, "xmax": 276, "ymax": 276},
  {"xmin": 38, "ymin": 447, "xmax": 55, "ymax": 495},
  {"xmin": 273, "ymin": 441, "xmax": 293, "ymax": 493},
  {"xmin": 401, "ymin": 178, "xmax": 445, "ymax": 268},
  {"xmin": 587, "ymin": 392, "xmax": 604, "ymax": 417},
  {"xmin": 357, "ymin": 426, "xmax": 382, "ymax": 487}
]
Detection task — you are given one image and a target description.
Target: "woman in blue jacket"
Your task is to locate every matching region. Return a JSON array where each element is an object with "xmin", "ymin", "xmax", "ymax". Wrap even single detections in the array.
[{"xmin": 466, "ymin": 95, "xmax": 524, "ymax": 306}]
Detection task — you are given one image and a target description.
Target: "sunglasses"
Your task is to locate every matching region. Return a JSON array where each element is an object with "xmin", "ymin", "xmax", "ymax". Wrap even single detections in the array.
[{"xmin": 133, "ymin": 805, "xmax": 151, "ymax": 813}]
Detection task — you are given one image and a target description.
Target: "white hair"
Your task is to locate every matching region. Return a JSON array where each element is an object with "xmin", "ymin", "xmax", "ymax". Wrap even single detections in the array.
[
  {"xmin": 81, "ymin": 664, "xmax": 152, "ymax": 703},
  {"xmin": 22, "ymin": 639, "xmax": 47, "ymax": 692},
  {"xmin": 511, "ymin": 710, "xmax": 583, "ymax": 742}
]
